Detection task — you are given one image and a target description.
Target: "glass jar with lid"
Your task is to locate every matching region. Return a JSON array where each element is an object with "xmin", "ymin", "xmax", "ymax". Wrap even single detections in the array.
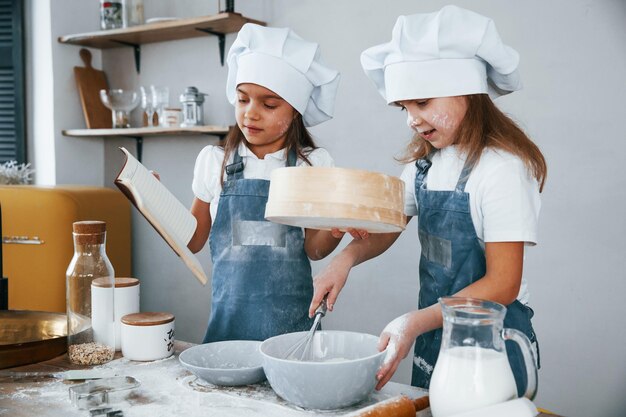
[
  {"xmin": 66, "ymin": 221, "xmax": 115, "ymax": 365},
  {"xmin": 99, "ymin": 0, "xmax": 124, "ymax": 30}
]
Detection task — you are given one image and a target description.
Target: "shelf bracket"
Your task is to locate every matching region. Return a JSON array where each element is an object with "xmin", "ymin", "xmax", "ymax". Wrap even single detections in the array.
[
  {"xmin": 112, "ymin": 40, "xmax": 141, "ymax": 73},
  {"xmin": 135, "ymin": 136, "xmax": 143, "ymax": 162},
  {"xmin": 119, "ymin": 136, "xmax": 144, "ymax": 162},
  {"xmin": 196, "ymin": 28, "xmax": 226, "ymax": 66},
  {"xmin": 219, "ymin": 0, "xmax": 235, "ymax": 13}
]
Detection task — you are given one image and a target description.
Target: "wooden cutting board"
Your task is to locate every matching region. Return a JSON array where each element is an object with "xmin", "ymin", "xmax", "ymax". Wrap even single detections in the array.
[{"xmin": 73, "ymin": 48, "xmax": 112, "ymax": 129}]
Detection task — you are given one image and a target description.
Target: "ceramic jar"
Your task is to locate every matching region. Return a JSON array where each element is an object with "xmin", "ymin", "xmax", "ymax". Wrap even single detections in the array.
[
  {"xmin": 121, "ymin": 312, "xmax": 175, "ymax": 361},
  {"xmin": 93, "ymin": 277, "xmax": 140, "ymax": 351}
]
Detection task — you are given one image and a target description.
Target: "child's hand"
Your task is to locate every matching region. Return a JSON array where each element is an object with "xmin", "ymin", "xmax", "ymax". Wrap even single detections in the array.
[
  {"xmin": 375, "ymin": 312, "xmax": 418, "ymax": 390},
  {"xmin": 308, "ymin": 254, "xmax": 352, "ymax": 317},
  {"xmin": 349, "ymin": 228, "xmax": 370, "ymax": 239},
  {"xmin": 150, "ymin": 170, "xmax": 161, "ymax": 181},
  {"xmin": 334, "ymin": 228, "xmax": 369, "ymax": 240}
]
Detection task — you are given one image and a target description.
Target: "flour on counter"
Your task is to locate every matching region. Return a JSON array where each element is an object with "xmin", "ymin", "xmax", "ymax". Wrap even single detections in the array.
[{"xmin": 2, "ymin": 346, "xmax": 426, "ymax": 417}]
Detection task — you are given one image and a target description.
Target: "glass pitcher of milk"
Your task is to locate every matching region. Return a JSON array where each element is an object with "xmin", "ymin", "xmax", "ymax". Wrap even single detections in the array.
[{"xmin": 429, "ymin": 297, "xmax": 537, "ymax": 417}]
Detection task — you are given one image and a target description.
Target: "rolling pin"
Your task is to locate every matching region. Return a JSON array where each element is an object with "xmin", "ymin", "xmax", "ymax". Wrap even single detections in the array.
[{"xmin": 356, "ymin": 395, "xmax": 430, "ymax": 417}]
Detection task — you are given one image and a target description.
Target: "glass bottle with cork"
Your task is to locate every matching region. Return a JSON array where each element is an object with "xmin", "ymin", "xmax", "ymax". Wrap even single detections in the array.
[{"xmin": 66, "ymin": 221, "xmax": 116, "ymax": 365}]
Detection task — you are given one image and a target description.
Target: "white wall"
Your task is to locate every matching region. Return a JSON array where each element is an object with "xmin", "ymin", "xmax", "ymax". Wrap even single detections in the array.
[
  {"xmin": 33, "ymin": 1, "xmax": 626, "ymax": 416},
  {"xmin": 26, "ymin": 0, "xmax": 106, "ymax": 185}
]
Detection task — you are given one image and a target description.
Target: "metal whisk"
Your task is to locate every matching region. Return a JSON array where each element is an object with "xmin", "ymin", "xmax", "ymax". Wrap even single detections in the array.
[{"xmin": 283, "ymin": 296, "xmax": 328, "ymax": 361}]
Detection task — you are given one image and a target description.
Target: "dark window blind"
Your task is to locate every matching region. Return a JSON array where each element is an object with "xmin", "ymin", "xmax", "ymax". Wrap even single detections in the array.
[{"xmin": 0, "ymin": 0, "xmax": 25, "ymax": 163}]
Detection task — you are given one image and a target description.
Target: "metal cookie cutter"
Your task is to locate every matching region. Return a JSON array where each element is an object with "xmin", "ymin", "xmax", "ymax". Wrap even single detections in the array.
[
  {"xmin": 69, "ymin": 376, "xmax": 139, "ymax": 410},
  {"xmin": 89, "ymin": 407, "xmax": 124, "ymax": 417}
]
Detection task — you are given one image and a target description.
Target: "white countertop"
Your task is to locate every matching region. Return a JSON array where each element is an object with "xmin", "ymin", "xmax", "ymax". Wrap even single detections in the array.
[{"xmin": 0, "ymin": 342, "xmax": 429, "ymax": 417}]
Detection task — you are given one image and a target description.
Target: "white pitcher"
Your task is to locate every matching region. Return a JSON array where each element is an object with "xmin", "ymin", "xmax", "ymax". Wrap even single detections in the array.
[{"xmin": 429, "ymin": 297, "xmax": 538, "ymax": 417}]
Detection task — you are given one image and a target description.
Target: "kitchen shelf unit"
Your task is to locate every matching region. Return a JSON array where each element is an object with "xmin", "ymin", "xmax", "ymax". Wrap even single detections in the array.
[
  {"xmin": 62, "ymin": 126, "xmax": 231, "ymax": 162},
  {"xmin": 58, "ymin": 12, "xmax": 266, "ymax": 70},
  {"xmin": 59, "ymin": 10, "xmax": 260, "ymax": 160}
]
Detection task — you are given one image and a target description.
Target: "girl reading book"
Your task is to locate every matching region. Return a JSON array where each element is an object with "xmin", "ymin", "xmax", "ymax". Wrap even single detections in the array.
[{"xmin": 189, "ymin": 23, "xmax": 346, "ymax": 343}]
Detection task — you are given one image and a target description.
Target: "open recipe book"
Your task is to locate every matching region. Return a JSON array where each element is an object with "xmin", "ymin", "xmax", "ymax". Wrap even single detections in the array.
[{"xmin": 115, "ymin": 147, "xmax": 208, "ymax": 285}]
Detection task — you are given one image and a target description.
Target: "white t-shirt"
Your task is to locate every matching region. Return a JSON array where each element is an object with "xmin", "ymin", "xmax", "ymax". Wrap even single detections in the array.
[
  {"xmin": 192, "ymin": 142, "xmax": 335, "ymax": 222},
  {"xmin": 400, "ymin": 145, "xmax": 541, "ymax": 304}
]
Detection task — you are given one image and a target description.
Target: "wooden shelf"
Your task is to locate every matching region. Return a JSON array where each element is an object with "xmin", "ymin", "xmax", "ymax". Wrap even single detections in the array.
[
  {"xmin": 63, "ymin": 125, "xmax": 230, "ymax": 138},
  {"xmin": 62, "ymin": 125, "xmax": 231, "ymax": 162},
  {"xmin": 58, "ymin": 12, "xmax": 264, "ymax": 49}
]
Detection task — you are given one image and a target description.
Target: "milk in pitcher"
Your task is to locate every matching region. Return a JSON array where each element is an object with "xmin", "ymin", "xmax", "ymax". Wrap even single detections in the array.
[{"xmin": 429, "ymin": 346, "xmax": 517, "ymax": 417}]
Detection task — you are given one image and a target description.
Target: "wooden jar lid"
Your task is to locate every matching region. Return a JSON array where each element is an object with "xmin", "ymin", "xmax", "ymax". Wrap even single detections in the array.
[
  {"xmin": 92, "ymin": 277, "xmax": 139, "ymax": 288},
  {"xmin": 265, "ymin": 167, "xmax": 407, "ymax": 233},
  {"xmin": 121, "ymin": 312, "xmax": 174, "ymax": 326}
]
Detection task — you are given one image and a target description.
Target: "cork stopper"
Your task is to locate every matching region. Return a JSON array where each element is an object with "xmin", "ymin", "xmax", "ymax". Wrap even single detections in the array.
[
  {"xmin": 121, "ymin": 312, "xmax": 174, "ymax": 326},
  {"xmin": 92, "ymin": 277, "xmax": 139, "ymax": 288},
  {"xmin": 73, "ymin": 221, "xmax": 106, "ymax": 244}
]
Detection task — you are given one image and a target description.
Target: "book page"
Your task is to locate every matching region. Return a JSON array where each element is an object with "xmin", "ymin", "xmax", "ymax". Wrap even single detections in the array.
[
  {"xmin": 116, "ymin": 148, "xmax": 196, "ymax": 245},
  {"xmin": 115, "ymin": 147, "xmax": 207, "ymax": 285}
]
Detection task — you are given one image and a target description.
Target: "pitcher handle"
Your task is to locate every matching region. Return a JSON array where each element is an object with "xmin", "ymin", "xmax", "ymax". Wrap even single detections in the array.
[{"xmin": 502, "ymin": 328, "xmax": 538, "ymax": 400}]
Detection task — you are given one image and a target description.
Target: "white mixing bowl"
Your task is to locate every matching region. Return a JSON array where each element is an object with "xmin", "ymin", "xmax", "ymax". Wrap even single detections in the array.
[{"xmin": 260, "ymin": 330, "xmax": 386, "ymax": 410}]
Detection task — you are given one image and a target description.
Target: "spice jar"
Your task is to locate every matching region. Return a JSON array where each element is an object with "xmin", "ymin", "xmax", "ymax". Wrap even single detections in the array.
[
  {"xmin": 121, "ymin": 312, "xmax": 175, "ymax": 361},
  {"xmin": 160, "ymin": 107, "xmax": 182, "ymax": 127},
  {"xmin": 99, "ymin": 0, "xmax": 124, "ymax": 30},
  {"xmin": 179, "ymin": 87, "xmax": 207, "ymax": 127},
  {"xmin": 66, "ymin": 221, "xmax": 115, "ymax": 365}
]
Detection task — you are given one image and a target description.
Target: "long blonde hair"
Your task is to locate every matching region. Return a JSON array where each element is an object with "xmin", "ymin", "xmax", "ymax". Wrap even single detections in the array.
[
  {"xmin": 219, "ymin": 113, "xmax": 317, "ymax": 185},
  {"xmin": 399, "ymin": 94, "xmax": 547, "ymax": 192}
]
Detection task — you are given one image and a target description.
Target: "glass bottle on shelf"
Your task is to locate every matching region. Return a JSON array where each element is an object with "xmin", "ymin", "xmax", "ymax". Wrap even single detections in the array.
[
  {"xmin": 99, "ymin": 0, "xmax": 124, "ymax": 30},
  {"xmin": 66, "ymin": 221, "xmax": 116, "ymax": 365}
]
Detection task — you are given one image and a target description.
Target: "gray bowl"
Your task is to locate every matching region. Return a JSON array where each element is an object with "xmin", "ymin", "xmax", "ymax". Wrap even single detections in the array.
[
  {"xmin": 179, "ymin": 340, "xmax": 266, "ymax": 386},
  {"xmin": 260, "ymin": 330, "xmax": 386, "ymax": 410}
]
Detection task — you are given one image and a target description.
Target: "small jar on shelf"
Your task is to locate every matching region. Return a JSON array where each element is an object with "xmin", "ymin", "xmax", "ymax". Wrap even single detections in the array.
[
  {"xmin": 99, "ymin": 1, "xmax": 124, "ymax": 30},
  {"xmin": 123, "ymin": 0, "xmax": 144, "ymax": 27}
]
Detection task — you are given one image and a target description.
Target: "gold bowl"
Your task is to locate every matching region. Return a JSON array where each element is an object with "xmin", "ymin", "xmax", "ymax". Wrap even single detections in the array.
[{"xmin": 0, "ymin": 310, "xmax": 67, "ymax": 369}]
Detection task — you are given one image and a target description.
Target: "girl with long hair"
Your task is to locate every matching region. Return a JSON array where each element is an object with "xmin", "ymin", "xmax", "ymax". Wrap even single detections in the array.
[{"xmin": 309, "ymin": 5, "xmax": 546, "ymax": 396}]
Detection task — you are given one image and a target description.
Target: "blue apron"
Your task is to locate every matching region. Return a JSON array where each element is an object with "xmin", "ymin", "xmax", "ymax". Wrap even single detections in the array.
[
  {"xmin": 203, "ymin": 148, "xmax": 314, "ymax": 343},
  {"xmin": 411, "ymin": 154, "xmax": 539, "ymax": 397}
]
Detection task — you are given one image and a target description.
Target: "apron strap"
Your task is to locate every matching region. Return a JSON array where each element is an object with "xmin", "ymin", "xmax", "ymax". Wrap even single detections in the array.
[
  {"xmin": 287, "ymin": 148, "xmax": 297, "ymax": 167},
  {"xmin": 455, "ymin": 159, "xmax": 473, "ymax": 192},
  {"xmin": 415, "ymin": 151, "xmax": 435, "ymax": 187},
  {"xmin": 225, "ymin": 148, "xmax": 244, "ymax": 180}
]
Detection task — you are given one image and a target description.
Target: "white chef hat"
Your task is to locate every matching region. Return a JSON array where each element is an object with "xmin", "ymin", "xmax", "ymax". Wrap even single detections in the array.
[
  {"xmin": 361, "ymin": 5, "xmax": 522, "ymax": 104},
  {"xmin": 226, "ymin": 23, "xmax": 340, "ymax": 127}
]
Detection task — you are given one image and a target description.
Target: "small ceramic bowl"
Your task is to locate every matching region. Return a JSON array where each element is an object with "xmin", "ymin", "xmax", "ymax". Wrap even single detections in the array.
[
  {"xmin": 260, "ymin": 330, "xmax": 386, "ymax": 410},
  {"xmin": 179, "ymin": 340, "xmax": 265, "ymax": 386}
]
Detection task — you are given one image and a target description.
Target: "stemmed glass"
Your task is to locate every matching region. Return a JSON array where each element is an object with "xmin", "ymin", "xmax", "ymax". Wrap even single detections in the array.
[
  {"xmin": 140, "ymin": 86, "xmax": 155, "ymax": 127},
  {"xmin": 99, "ymin": 89, "xmax": 140, "ymax": 128},
  {"xmin": 150, "ymin": 86, "xmax": 169, "ymax": 127}
]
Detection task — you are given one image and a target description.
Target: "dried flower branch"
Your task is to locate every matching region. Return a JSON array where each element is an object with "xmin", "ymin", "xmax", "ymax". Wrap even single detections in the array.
[{"xmin": 0, "ymin": 161, "xmax": 35, "ymax": 185}]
